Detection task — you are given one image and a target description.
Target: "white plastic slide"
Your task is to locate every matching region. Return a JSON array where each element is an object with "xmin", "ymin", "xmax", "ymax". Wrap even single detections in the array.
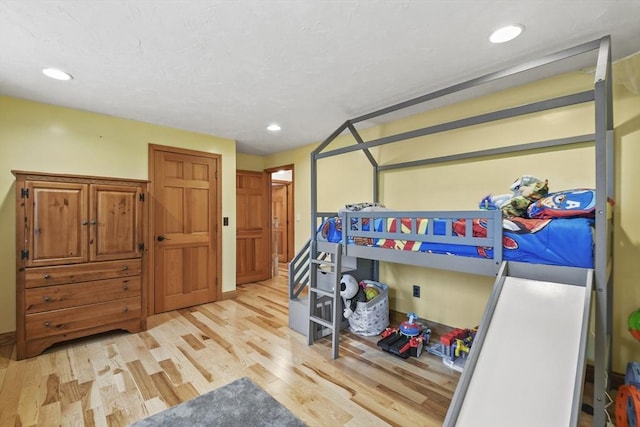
[{"xmin": 444, "ymin": 262, "xmax": 593, "ymax": 427}]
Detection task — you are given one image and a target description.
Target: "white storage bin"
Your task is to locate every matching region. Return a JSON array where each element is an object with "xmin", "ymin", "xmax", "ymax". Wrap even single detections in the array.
[{"xmin": 348, "ymin": 281, "xmax": 389, "ymax": 336}]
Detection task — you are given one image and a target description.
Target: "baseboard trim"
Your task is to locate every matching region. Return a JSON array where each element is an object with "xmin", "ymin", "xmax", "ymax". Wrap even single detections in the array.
[
  {"xmin": 0, "ymin": 331, "xmax": 16, "ymax": 347},
  {"xmin": 221, "ymin": 290, "xmax": 238, "ymax": 301}
]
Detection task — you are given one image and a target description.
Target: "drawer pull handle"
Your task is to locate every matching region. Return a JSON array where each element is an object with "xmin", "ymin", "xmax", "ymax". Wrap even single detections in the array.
[
  {"xmin": 82, "ymin": 220, "xmax": 89, "ymax": 225},
  {"xmin": 122, "ymin": 266, "xmax": 128, "ymax": 271},
  {"xmin": 122, "ymin": 306, "xmax": 128, "ymax": 312},
  {"xmin": 44, "ymin": 274, "xmax": 51, "ymax": 279},
  {"xmin": 122, "ymin": 284, "xmax": 129, "ymax": 291},
  {"xmin": 43, "ymin": 296, "xmax": 51, "ymax": 303},
  {"xmin": 44, "ymin": 321, "xmax": 51, "ymax": 328}
]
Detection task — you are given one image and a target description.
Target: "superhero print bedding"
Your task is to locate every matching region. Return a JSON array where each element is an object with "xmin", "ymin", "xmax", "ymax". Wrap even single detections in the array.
[{"xmin": 317, "ymin": 213, "xmax": 594, "ymax": 268}]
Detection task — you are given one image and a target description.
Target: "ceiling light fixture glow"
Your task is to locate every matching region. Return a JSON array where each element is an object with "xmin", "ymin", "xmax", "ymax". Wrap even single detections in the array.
[
  {"xmin": 489, "ymin": 25, "xmax": 524, "ymax": 43},
  {"xmin": 42, "ymin": 68, "xmax": 73, "ymax": 81},
  {"xmin": 266, "ymin": 123, "xmax": 281, "ymax": 132}
]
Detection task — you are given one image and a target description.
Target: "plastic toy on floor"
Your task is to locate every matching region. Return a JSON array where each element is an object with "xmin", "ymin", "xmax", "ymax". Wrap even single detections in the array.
[
  {"xmin": 426, "ymin": 327, "xmax": 477, "ymax": 372},
  {"xmin": 377, "ymin": 312, "xmax": 431, "ymax": 359}
]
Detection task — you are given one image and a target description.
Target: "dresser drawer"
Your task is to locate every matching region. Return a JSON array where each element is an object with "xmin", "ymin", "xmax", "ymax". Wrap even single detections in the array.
[
  {"xmin": 25, "ymin": 296, "xmax": 141, "ymax": 340},
  {"xmin": 25, "ymin": 276, "xmax": 141, "ymax": 314},
  {"xmin": 25, "ymin": 259, "xmax": 142, "ymax": 288}
]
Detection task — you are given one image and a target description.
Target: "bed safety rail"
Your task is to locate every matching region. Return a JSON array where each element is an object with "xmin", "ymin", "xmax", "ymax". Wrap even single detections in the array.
[{"xmin": 317, "ymin": 209, "xmax": 504, "ymax": 277}]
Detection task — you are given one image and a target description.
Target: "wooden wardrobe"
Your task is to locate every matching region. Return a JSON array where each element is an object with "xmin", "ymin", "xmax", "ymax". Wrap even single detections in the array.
[{"xmin": 12, "ymin": 171, "xmax": 148, "ymax": 360}]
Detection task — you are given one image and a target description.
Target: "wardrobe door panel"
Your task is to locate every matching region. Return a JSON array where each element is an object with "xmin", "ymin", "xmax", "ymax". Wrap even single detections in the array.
[
  {"xmin": 90, "ymin": 184, "xmax": 143, "ymax": 261},
  {"xmin": 25, "ymin": 181, "xmax": 89, "ymax": 267}
]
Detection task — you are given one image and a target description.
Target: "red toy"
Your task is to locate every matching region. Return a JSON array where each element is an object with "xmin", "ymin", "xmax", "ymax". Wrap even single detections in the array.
[
  {"xmin": 377, "ymin": 312, "xmax": 431, "ymax": 359},
  {"xmin": 426, "ymin": 327, "xmax": 477, "ymax": 372}
]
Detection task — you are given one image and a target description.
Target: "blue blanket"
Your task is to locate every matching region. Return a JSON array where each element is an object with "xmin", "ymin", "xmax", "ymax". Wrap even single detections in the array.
[{"xmin": 317, "ymin": 216, "xmax": 594, "ymax": 268}]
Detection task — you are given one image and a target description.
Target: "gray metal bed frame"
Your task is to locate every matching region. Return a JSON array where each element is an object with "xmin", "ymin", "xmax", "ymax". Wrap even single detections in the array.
[{"xmin": 309, "ymin": 36, "xmax": 614, "ymax": 426}]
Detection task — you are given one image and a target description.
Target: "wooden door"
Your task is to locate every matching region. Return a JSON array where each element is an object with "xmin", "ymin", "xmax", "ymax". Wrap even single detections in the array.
[
  {"xmin": 272, "ymin": 182, "xmax": 289, "ymax": 263},
  {"xmin": 236, "ymin": 171, "xmax": 270, "ymax": 284},
  {"xmin": 90, "ymin": 184, "xmax": 143, "ymax": 261},
  {"xmin": 23, "ymin": 181, "xmax": 89, "ymax": 267},
  {"xmin": 151, "ymin": 146, "xmax": 220, "ymax": 313}
]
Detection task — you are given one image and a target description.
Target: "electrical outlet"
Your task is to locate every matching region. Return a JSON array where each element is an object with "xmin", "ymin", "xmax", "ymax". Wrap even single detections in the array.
[{"xmin": 412, "ymin": 285, "xmax": 420, "ymax": 298}]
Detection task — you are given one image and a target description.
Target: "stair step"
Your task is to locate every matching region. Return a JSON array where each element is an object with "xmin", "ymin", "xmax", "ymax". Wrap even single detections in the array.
[
  {"xmin": 310, "ymin": 315, "xmax": 335, "ymax": 330},
  {"xmin": 309, "ymin": 287, "xmax": 334, "ymax": 298},
  {"xmin": 311, "ymin": 259, "xmax": 336, "ymax": 268}
]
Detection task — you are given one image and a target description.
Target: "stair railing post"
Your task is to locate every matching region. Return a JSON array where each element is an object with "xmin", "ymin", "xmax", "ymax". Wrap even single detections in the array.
[
  {"xmin": 331, "ymin": 244, "xmax": 343, "ymax": 359},
  {"xmin": 307, "ymin": 240, "xmax": 318, "ymax": 345}
]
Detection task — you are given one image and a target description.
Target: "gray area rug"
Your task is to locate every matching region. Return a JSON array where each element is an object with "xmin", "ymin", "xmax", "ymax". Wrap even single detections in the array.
[{"xmin": 130, "ymin": 377, "xmax": 306, "ymax": 426}]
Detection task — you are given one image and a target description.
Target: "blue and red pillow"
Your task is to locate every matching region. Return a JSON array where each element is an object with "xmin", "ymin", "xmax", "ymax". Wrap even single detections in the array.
[{"xmin": 527, "ymin": 189, "xmax": 596, "ymax": 219}]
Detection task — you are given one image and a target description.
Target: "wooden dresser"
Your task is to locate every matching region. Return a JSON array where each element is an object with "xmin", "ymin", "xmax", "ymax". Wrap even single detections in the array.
[{"xmin": 12, "ymin": 171, "xmax": 148, "ymax": 360}]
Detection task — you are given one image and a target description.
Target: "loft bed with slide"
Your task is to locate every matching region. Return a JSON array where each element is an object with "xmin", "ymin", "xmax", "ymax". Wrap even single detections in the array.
[{"xmin": 288, "ymin": 36, "xmax": 614, "ymax": 426}]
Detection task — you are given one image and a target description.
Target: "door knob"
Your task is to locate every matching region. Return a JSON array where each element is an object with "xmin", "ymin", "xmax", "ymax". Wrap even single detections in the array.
[{"xmin": 157, "ymin": 235, "xmax": 169, "ymax": 242}]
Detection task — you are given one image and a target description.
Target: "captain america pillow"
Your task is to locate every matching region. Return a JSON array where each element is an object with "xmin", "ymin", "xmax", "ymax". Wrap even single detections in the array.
[{"xmin": 527, "ymin": 189, "xmax": 596, "ymax": 219}]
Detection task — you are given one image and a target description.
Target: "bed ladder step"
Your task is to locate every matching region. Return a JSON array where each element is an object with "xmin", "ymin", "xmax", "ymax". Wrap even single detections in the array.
[
  {"xmin": 309, "ymin": 315, "xmax": 333, "ymax": 329},
  {"xmin": 309, "ymin": 287, "xmax": 334, "ymax": 298},
  {"xmin": 308, "ymin": 241, "xmax": 343, "ymax": 359}
]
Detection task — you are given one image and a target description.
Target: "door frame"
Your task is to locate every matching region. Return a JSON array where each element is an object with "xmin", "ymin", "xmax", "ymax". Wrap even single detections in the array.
[
  {"xmin": 265, "ymin": 164, "xmax": 294, "ymax": 264},
  {"xmin": 147, "ymin": 143, "xmax": 223, "ymax": 316}
]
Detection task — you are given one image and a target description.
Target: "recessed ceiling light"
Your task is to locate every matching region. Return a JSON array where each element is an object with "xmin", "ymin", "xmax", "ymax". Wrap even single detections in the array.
[
  {"xmin": 42, "ymin": 68, "xmax": 73, "ymax": 81},
  {"xmin": 266, "ymin": 123, "xmax": 281, "ymax": 132},
  {"xmin": 489, "ymin": 25, "xmax": 524, "ymax": 44}
]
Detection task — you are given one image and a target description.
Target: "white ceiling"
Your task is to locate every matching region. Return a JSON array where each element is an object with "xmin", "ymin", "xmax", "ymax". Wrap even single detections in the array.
[{"xmin": 1, "ymin": 1, "xmax": 639, "ymax": 156}]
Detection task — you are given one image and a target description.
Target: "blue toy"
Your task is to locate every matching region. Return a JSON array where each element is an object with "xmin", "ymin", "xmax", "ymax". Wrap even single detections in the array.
[{"xmin": 399, "ymin": 312, "xmax": 422, "ymax": 336}]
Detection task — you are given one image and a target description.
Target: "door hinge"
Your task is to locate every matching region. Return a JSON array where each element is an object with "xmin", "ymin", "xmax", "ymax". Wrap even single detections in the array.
[
  {"xmin": 138, "ymin": 243, "xmax": 145, "ymax": 252},
  {"xmin": 21, "ymin": 249, "xmax": 29, "ymax": 260},
  {"xmin": 20, "ymin": 188, "xmax": 29, "ymax": 198},
  {"xmin": 139, "ymin": 193, "xmax": 145, "ymax": 202}
]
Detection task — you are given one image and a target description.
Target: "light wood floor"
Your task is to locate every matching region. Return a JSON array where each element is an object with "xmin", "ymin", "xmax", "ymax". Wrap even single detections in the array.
[{"xmin": 0, "ymin": 270, "xmax": 598, "ymax": 426}]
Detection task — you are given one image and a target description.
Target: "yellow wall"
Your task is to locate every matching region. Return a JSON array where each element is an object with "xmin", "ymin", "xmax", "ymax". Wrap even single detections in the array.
[
  {"xmin": 264, "ymin": 144, "xmax": 314, "ymax": 251},
  {"xmin": 0, "ymin": 96, "xmax": 237, "ymax": 334},
  {"xmin": 266, "ymin": 64, "xmax": 640, "ymax": 373},
  {"xmin": 236, "ymin": 152, "xmax": 264, "ymax": 171},
  {"xmin": 612, "ymin": 86, "xmax": 640, "ymax": 369}
]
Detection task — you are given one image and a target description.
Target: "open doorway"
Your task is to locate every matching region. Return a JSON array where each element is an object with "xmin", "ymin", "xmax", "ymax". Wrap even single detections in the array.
[{"xmin": 265, "ymin": 164, "xmax": 294, "ymax": 276}]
